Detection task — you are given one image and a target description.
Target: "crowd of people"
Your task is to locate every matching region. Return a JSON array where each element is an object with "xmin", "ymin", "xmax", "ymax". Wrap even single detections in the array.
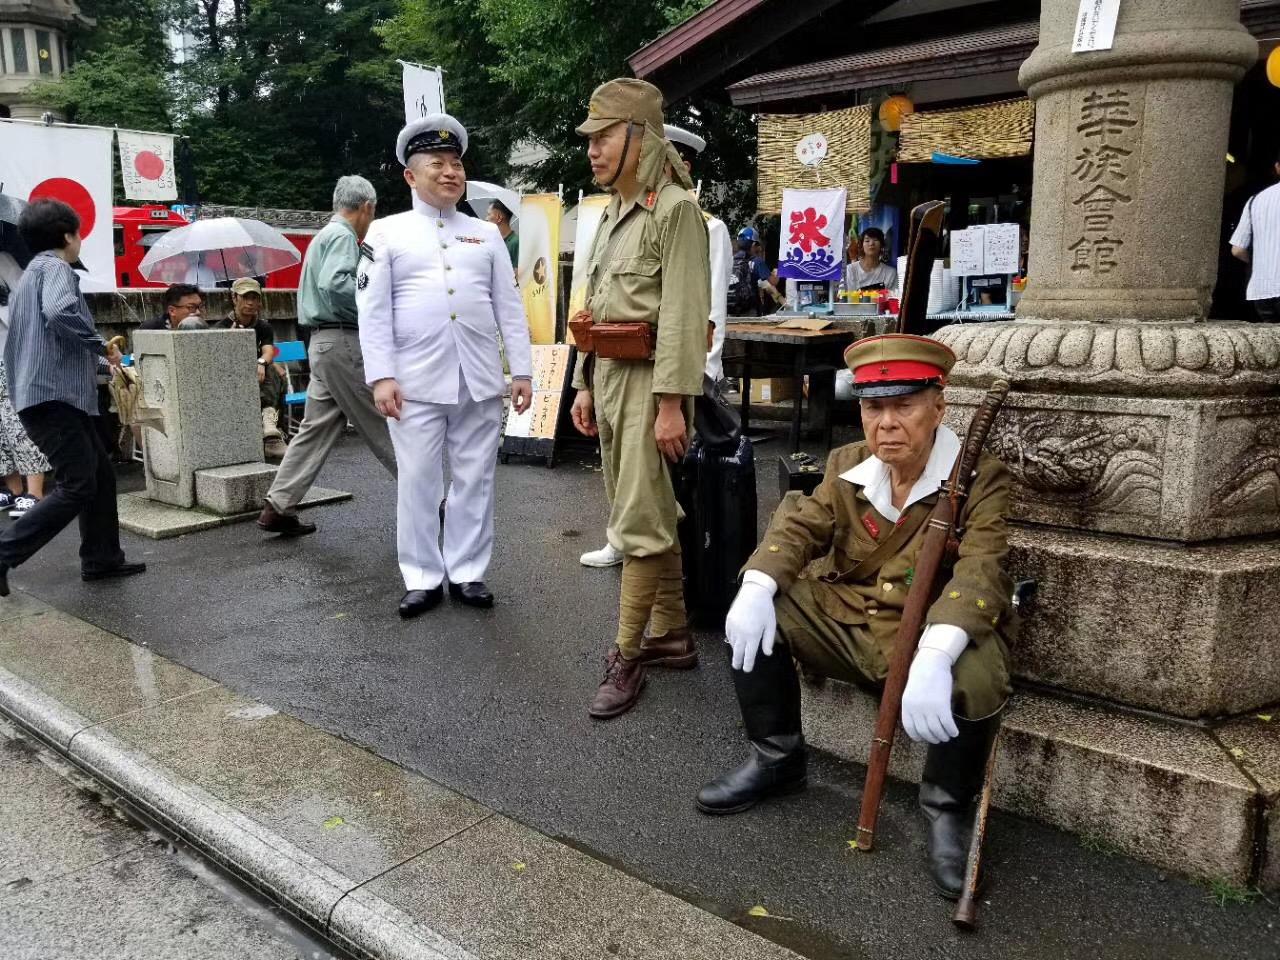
[{"xmin": 5, "ymin": 77, "xmax": 1276, "ymax": 903}]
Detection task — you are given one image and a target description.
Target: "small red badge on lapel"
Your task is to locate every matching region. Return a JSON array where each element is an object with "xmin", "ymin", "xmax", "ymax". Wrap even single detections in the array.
[{"xmin": 861, "ymin": 512, "xmax": 881, "ymax": 539}]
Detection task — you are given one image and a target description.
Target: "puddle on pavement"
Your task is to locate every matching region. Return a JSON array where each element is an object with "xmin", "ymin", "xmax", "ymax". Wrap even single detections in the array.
[
  {"xmin": 1, "ymin": 717, "xmax": 354, "ymax": 960},
  {"xmin": 552, "ymin": 832, "xmax": 860, "ymax": 960}
]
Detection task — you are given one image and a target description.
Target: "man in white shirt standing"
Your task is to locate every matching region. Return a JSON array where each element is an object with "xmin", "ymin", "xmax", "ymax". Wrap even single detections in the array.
[
  {"xmin": 1231, "ymin": 150, "xmax": 1280, "ymax": 322},
  {"xmin": 357, "ymin": 114, "xmax": 534, "ymax": 618},
  {"xmin": 577, "ymin": 122, "xmax": 731, "ymax": 570}
]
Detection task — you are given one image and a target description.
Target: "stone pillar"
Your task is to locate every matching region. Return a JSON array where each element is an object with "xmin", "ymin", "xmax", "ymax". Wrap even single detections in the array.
[
  {"xmin": 134, "ymin": 329, "xmax": 271, "ymax": 510},
  {"xmin": 903, "ymin": 0, "xmax": 1280, "ymax": 886},
  {"xmin": 1016, "ymin": 0, "xmax": 1256, "ymax": 321}
]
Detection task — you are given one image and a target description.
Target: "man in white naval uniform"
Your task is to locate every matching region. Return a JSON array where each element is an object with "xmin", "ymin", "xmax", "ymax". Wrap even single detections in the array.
[
  {"xmin": 577, "ymin": 123, "xmax": 732, "ymax": 570},
  {"xmin": 357, "ymin": 114, "xmax": 533, "ymax": 618}
]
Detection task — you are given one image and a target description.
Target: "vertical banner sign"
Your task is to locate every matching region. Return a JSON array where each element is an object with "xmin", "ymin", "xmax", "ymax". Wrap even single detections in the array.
[
  {"xmin": 1072, "ymin": 0, "xmax": 1122, "ymax": 53},
  {"xmin": 518, "ymin": 193, "xmax": 562, "ymax": 344},
  {"xmin": 567, "ymin": 193, "xmax": 610, "ymax": 321},
  {"xmin": 777, "ymin": 187, "xmax": 847, "ymax": 282},
  {"xmin": 401, "ymin": 62, "xmax": 445, "ymax": 122},
  {"xmin": 117, "ymin": 130, "xmax": 177, "ymax": 201},
  {"xmin": 0, "ymin": 121, "xmax": 115, "ymax": 291}
]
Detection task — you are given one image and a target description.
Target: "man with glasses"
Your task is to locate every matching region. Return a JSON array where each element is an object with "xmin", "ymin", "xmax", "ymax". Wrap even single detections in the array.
[{"xmin": 138, "ymin": 284, "xmax": 207, "ymax": 331}]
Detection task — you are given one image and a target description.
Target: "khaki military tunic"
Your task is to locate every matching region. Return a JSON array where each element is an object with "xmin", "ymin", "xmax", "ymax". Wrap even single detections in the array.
[
  {"xmin": 573, "ymin": 180, "xmax": 710, "ymax": 557},
  {"xmin": 746, "ymin": 441, "xmax": 1014, "ymax": 719}
]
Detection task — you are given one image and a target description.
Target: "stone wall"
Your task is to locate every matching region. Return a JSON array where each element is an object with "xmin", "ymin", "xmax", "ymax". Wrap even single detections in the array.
[{"xmin": 86, "ymin": 290, "xmax": 300, "ymax": 346}]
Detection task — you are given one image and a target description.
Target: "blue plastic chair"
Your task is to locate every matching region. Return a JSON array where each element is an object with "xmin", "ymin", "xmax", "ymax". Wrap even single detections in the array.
[{"xmin": 274, "ymin": 340, "xmax": 309, "ymax": 434}]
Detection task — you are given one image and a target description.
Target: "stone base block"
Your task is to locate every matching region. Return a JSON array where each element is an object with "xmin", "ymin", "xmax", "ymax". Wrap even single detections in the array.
[
  {"xmin": 943, "ymin": 384, "xmax": 1280, "ymax": 543},
  {"xmin": 195, "ymin": 463, "xmax": 278, "ymax": 516},
  {"xmin": 118, "ymin": 488, "xmax": 352, "ymax": 540},
  {"xmin": 801, "ymin": 677, "xmax": 1276, "ymax": 887},
  {"xmin": 1007, "ymin": 525, "xmax": 1280, "ymax": 717}
]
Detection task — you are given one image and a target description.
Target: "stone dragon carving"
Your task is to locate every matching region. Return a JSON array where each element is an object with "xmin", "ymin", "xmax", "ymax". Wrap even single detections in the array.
[
  {"xmin": 986, "ymin": 414, "xmax": 1163, "ymax": 514},
  {"xmin": 1212, "ymin": 426, "xmax": 1280, "ymax": 516}
]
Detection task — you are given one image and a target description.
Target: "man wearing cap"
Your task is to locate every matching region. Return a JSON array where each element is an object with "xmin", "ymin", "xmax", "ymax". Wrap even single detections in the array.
[
  {"xmin": 577, "ymin": 122, "xmax": 731, "ymax": 571},
  {"xmin": 696, "ymin": 333, "xmax": 1012, "ymax": 901},
  {"xmin": 215, "ymin": 278, "xmax": 287, "ymax": 459},
  {"xmin": 568, "ymin": 78, "xmax": 710, "ymax": 719},
  {"xmin": 357, "ymin": 113, "xmax": 533, "ymax": 618}
]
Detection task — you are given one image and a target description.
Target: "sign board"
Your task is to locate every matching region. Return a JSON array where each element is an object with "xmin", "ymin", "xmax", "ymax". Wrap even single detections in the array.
[
  {"xmin": 401, "ymin": 62, "xmax": 445, "ymax": 122},
  {"xmin": 501, "ymin": 344, "xmax": 575, "ymax": 466},
  {"xmin": 949, "ymin": 227, "xmax": 985, "ymax": 276},
  {"xmin": 1072, "ymin": 0, "xmax": 1122, "ymax": 54},
  {"xmin": 949, "ymin": 223, "xmax": 1021, "ymax": 276}
]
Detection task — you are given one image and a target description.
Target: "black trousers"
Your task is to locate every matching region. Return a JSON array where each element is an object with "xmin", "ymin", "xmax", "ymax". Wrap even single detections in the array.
[
  {"xmin": 1254, "ymin": 298, "xmax": 1280, "ymax": 323},
  {"xmin": 0, "ymin": 401, "xmax": 124, "ymax": 573}
]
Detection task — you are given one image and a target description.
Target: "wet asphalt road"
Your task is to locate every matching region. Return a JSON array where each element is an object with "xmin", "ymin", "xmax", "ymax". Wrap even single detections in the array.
[{"xmin": 11, "ymin": 429, "xmax": 1279, "ymax": 960}]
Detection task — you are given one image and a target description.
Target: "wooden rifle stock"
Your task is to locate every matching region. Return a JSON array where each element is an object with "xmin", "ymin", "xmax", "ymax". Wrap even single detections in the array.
[
  {"xmin": 953, "ymin": 729, "xmax": 1001, "ymax": 931},
  {"xmin": 855, "ymin": 380, "xmax": 1010, "ymax": 852}
]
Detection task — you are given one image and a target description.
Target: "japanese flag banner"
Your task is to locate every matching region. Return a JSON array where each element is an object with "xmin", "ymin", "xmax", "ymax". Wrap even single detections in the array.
[
  {"xmin": 778, "ymin": 187, "xmax": 847, "ymax": 282},
  {"xmin": 118, "ymin": 130, "xmax": 177, "ymax": 202},
  {"xmin": 0, "ymin": 121, "xmax": 116, "ymax": 291}
]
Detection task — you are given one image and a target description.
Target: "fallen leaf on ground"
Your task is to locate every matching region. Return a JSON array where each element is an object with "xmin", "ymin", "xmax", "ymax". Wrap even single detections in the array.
[
  {"xmin": 846, "ymin": 840, "xmax": 859, "ymax": 850},
  {"xmin": 512, "ymin": 862, "xmax": 527, "ymax": 872},
  {"xmin": 334, "ymin": 613, "xmax": 347, "ymax": 619},
  {"xmin": 1229, "ymin": 747, "xmax": 1246, "ymax": 760},
  {"xmin": 323, "ymin": 816, "xmax": 345, "ymax": 830},
  {"xmin": 1256, "ymin": 714, "xmax": 1273, "ymax": 723},
  {"xmin": 747, "ymin": 905, "xmax": 794, "ymax": 921}
]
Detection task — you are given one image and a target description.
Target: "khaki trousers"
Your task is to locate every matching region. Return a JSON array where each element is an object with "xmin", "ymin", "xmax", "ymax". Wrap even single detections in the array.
[
  {"xmin": 775, "ymin": 579, "xmax": 1011, "ymax": 721},
  {"xmin": 266, "ymin": 328, "xmax": 397, "ymax": 514}
]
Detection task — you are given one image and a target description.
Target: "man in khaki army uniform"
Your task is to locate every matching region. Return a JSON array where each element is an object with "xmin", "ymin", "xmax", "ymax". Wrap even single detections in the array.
[
  {"xmin": 569, "ymin": 79, "xmax": 711, "ymax": 719},
  {"xmin": 697, "ymin": 334, "xmax": 1013, "ymax": 900}
]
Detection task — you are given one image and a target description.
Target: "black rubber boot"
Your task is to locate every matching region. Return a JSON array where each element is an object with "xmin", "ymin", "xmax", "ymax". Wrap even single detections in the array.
[
  {"xmin": 918, "ymin": 715, "xmax": 1001, "ymax": 899},
  {"xmin": 696, "ymin": 646, "xmax": 806, "ymax": 815}
]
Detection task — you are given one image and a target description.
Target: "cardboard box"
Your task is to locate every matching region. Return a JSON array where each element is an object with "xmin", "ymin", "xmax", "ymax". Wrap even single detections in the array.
[{"xmin": 750, "ymin": 377, "xmax": 798, "ymax": 404}]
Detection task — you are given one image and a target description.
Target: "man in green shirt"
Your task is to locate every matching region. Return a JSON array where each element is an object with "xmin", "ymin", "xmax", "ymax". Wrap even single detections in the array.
[
  {"xmin": 257, "ymin": 175, "xmax": 397, "ymax": 537},
  {"xmin": 486, "ymin": 201, "xmax": 519, "ymax": 270}
]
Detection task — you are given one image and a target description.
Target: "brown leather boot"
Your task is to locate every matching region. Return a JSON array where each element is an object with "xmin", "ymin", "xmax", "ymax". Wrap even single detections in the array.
[
  {"xmin": 589, "ymin": 649, "xmax": 646, "ymax": 719},
  {"xmin": 637, "ymin": 626, "xmax": 698, "ymax": 669}
]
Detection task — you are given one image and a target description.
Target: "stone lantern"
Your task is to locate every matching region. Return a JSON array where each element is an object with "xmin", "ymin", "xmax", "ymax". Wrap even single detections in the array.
[{"xmin": 0, "ymin": 0, "xmax": 92, "ymax": 120}]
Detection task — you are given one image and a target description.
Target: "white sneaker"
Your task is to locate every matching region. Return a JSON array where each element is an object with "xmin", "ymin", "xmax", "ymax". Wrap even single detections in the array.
[
  {"xmin": 9, "ymin": 494, "xmax": 38, "ymax": 519},
  {"xmin": 579, "ymin": 543, "xmax": 624, "ymax": 568}
]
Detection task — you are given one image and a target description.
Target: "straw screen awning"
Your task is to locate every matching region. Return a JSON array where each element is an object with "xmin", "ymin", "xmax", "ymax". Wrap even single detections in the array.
[
  {"xmin": 896, "ymin": 98, "xmax": 1035, "ymax": 164},
  {"xmin": 757, "ymin": 104, "xmax": 871, "ymax": 215}
]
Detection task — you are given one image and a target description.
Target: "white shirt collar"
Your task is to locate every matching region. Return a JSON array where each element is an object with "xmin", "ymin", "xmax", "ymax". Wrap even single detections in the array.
[
  {"xmin": 411, "ymin": 193, "xmax": 456, "ymax": 218},
  {"xmin": 838, "ymin": 425, "xmax": 961, "ymax": 524}
]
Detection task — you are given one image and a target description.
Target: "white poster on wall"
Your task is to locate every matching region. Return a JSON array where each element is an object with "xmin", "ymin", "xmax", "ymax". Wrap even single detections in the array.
[
  {"xmin": 0, "ymin": 121, "xmax": 116, "ymax": 291},
  {"xmin": 949, "ymin": 227, "xmax": 986, "ymax": 276},
  {"xmin": 401, "ymin": 62, "xmax": 445, "ymax": 122},
  {"xmin": 1072, "ymin": 0, "xmax": 1122, "ymax": 53}
]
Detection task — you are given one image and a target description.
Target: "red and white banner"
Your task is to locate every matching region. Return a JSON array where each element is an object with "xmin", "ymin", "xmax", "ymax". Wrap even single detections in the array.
[
  {"xmin": 118, "ymin": 130, "xmax": 177, "ymax": 202},
  {"xmin": 0, "ymin": 121, "xmax": 116, "ymax": 291}
]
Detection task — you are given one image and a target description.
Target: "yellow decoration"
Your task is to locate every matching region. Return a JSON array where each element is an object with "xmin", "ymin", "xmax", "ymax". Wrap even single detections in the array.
[
  {"xmin": 768, "ymin": 545, "xmax": 781, "ymax": 553},
  {"xmin": 1267, "ymin": 47, "xmax": 1280, "ymax": 89},
  {"xmin": 878, "ymin": 95, "xmax": 915, "ymax": 133},
  {"xmin": 948, "ymin": 591, "xmax": 961, "ymax": 600},
  {"xmin": 976, "ymin": 598, "xmax": 987, "ymax": 609}
]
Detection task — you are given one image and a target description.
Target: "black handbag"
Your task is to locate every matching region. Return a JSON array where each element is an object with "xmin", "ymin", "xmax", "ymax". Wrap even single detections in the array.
[{"xmin": 692, "ymin": 375, "xmax": 741, "ymax": 450}]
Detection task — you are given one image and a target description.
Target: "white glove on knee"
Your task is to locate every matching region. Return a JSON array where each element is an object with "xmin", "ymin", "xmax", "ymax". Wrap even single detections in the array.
[
  {"xmin": 901, "ymin": 625, "xmax": 968, "ymax": 745},
  {"xmin": 725, "ymin": 572, "xmax": 778, "ymax": 673}
]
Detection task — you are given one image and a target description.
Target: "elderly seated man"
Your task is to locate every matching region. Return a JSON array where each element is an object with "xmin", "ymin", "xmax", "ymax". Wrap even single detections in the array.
[
  {"xmin": 696, "ymin": 333, "xmax": 1013, "ymax": 900},
  {"xmin": 214, "ymin": 278, "xmax": 287, "ymax": 459}
]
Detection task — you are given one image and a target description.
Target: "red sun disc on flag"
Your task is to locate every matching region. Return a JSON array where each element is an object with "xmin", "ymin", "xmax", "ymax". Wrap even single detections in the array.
[
  {"xmin": 28, "ymin": 178, "xmax": 97, "ymax": 238},
  {"xmin": 134, "ymin": 151, "xmax": 165, "ymax": 180}
]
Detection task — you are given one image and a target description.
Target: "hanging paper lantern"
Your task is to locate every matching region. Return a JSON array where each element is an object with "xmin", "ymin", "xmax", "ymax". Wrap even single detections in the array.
[
  {"xmin": 878, "ymin": 95, "xmax": 915, "ymax": 133},
  {"xmin": 1267, "ymin": 47, "xmax": 1280, "ymax": 89}
]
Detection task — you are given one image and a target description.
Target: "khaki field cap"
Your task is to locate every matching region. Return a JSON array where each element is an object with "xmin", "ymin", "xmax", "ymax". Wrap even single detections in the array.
[
  {"xmin": 843, "ymin": 333, "xmax": 957, "ymax": 399},
  {"xmin": 231, "ymin": 277, "xmax": 262, "ymax": 296},
  {"xmin": 576, "ymin": 78, "xmax": 665, "ymax": 136}
]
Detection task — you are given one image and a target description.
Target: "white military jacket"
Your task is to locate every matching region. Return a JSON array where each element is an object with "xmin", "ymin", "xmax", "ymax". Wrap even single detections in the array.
[{"xmin": 357, "ymin": 195, "xmax": 533, "ymax": 404}]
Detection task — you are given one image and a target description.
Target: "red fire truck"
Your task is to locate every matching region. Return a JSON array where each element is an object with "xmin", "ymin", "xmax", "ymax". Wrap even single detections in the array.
[{"xmin": 113, "ymin": 204, "xmax": 318, "ymax": 290}]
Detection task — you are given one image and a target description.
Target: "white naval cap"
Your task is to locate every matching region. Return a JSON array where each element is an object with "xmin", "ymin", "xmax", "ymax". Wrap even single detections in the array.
[
  {"xmin": 396, "ymin": 113, "xmax": 469, "ymax": 166},
  {"xmin": 664, "ymin": 123, "xmax": 706, "ymax": 155}
]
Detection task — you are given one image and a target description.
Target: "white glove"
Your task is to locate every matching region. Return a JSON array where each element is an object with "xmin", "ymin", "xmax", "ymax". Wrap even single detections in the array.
[
  {"xmin": 901, "ymin": 625, "xmax": 968, "ymax": 745},
  {"xmin": 725, "ymin": 572, "xmax": 778, "ymax": 673}
]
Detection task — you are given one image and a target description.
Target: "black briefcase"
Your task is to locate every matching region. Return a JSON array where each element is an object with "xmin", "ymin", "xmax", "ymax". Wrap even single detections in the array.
[{"xmin": 675, "ymin": 434, "xmax": 758, "ymax": 628}]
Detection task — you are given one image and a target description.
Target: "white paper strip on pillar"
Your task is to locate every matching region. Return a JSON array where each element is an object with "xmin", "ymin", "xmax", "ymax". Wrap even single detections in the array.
[
  {"xmin": 118, "ymin": 130, "xmax": 178, "ymax": 202},
  {"xmin": 1072, "ymin": 0, "xmax": 1122, "ymax": 53},
  {"xmin": 0, "ymin": 121, "xmax": 116, "ymax": 291},
  {"xmin": 401, "ymin": 62, "xmax": 445, "ymax": 122}
]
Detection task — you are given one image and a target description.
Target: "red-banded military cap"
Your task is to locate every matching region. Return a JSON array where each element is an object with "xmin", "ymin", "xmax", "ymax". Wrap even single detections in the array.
[{"xmin": 843, "ymin": 333, "xmax": 956, "ymax": 399}]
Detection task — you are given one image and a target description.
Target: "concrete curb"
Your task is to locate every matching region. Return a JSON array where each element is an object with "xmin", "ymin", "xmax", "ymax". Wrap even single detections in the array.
[{"xmin": 0, "ymin": 666, "xmax": 474, "ymax": 960}]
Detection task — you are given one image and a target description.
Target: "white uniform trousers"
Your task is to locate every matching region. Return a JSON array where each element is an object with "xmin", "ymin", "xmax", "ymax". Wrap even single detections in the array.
[{"xmin": 387, "ymin": 374, "xmax": 503, "ymax": 591}]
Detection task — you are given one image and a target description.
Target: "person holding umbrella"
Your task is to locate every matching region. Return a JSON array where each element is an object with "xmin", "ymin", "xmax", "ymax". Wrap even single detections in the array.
[{"xmin": 0, "ymin": 198, "xmax": 144, "ymax": 596}]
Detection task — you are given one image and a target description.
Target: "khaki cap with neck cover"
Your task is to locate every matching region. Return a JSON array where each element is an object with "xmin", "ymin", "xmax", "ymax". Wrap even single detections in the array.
[{"xmin": 576, "ymin": 78, "xmax": 665, "ymax": 136}]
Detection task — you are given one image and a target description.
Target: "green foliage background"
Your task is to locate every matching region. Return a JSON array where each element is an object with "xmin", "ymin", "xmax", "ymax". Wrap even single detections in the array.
[{"xmin": 36, "ymin": 0, "xmax": 756, "ymax": 223}]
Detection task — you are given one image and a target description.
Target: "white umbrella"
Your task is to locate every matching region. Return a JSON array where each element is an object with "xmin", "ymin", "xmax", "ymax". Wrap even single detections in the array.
[
  {"xmin": 466, "ymin": 181, "xmax": 521, "ymax": 226},
  {"xmin": 137, "ymin": 217, "xmax": 300, "ymax": 286}
]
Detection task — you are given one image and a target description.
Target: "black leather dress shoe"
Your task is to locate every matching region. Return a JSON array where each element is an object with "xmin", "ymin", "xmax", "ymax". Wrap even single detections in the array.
[
  {"xmin": 398, "ymin": 586, "xmax": 443, "ymax": 619},
  {"xmin": 81, "ymin": 562, "xmax": 147, "ymax": 582},
  {"xmin": 448, "ymin": 581, "xmax": 494, "ymax": 608}
]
